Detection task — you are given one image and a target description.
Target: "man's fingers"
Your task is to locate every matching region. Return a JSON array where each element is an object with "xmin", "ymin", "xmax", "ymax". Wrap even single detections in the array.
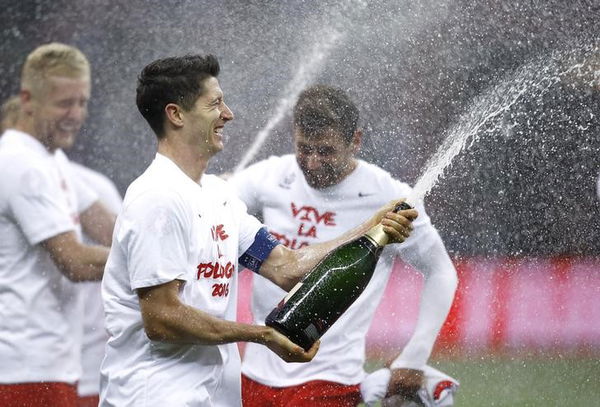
[
  {"xmin": 385, "ymin": 211, "xmax": 417, "ymax": 226},
  {"xmin": 386, "ymin": 368, "xmax": 424, "ymax": 399},
  {"xmin": 304, "ymin": 340, "xmax": 320, "ymax": 359},
  {"xmin": 382, "ymin": 225, "xmax": 410, "ymax": 242},
  {"xmin": 293, "ymin": 340, "xmax": 319, "ymax": 362},
  {"xmin": 281, "ymin": 339, "xmax": 320, "ymax": 363},
  {"xmin": 381, "ymin": 210, "xmax": 417, "ymax": 243},
  {"xmin": 398, "ymin": 208, "xmax": 418, "ymax": 221}
]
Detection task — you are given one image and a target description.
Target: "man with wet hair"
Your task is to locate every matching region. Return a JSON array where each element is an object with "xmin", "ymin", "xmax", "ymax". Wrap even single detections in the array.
[
  {"xmin": 99, "ymin": 55, "xmax": 417, "ymax": 406},
  {"xmin": 232, "ymin": 85, "xmax": 458, "ymax": 406},
  {"xmin": 0, "ymin": 43, "xmax": 115, "ymax": 406}
]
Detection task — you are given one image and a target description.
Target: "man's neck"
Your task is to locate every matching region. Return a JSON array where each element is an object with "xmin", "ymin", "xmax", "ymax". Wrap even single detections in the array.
[
  {"xmin": 13, "ymin": 118, "xmax": 56, "ymax": 152},
  {"xmin": 158, "ymin": 137, "xmax": 209, "ymax": 183},
  {"xmin": 329, "ymin": 158, "xmax": 359, "ymax": 187}
]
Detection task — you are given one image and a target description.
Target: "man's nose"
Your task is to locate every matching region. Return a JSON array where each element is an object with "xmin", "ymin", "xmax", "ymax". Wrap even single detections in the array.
[
  {"xmin": 305, "ymin": 154, "xmax": 322, "ymax": 170},
  {"xmin": 66, "ymin": 104, "xmax": 87, "ymax": 121},
  {"xmin": 221, "ymin": 103, "xmax": 234, "ymax": 121}
]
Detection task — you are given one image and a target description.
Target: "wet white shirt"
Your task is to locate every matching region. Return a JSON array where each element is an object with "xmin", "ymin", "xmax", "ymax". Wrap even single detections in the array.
[
  {"xmin": 0, "ymin": 129, "xmax": 96, "ymax": 384},
  {"xmin": 232, "ymin": 155, "xmax": 457, "ymax": 387},
  {"xmin": 71, "ymin": 162, "xmax": 122, "ymax": 397},
  {"xmin": 100, "ymin": 153, "xmax": 262, "ymax": 406}
]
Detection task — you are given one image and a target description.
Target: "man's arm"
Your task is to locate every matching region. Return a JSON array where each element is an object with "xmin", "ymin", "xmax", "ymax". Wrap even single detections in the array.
[
  {"xmin": 137, "ymin": 280, "xmax": 319, "ymax": 362},
  {"xmin": 360, "ymin": 230, "xmax": 457, "ymax": 403},
  {"xmin": 386, "ymin": 230, "xmax": 458, "ymax": 396},
  {"xmin": 80, "ymin": 201, "xmax": 116, "ymax": 246},
  {"xmin": 42, "ymin": 231, "xmax": 109, "ymax": 282},
  {"xmin": 259, "ymin": 200, "xmax": 418, "ymax": 291},
  {"xmin": 394, "ymin": 233, "xmax": 457, "ymax": 364}
]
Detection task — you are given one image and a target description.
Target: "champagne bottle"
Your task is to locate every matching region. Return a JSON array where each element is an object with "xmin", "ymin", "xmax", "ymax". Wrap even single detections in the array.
[{"xmin": 265, "ymin": 202, "xmax": 412, "ymax": 350}]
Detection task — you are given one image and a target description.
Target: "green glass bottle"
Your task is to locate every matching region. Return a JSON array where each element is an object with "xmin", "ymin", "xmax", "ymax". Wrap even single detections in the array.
[{"xmin": 265, "ymin": 202, "xmax": 412, "ymax": 350}]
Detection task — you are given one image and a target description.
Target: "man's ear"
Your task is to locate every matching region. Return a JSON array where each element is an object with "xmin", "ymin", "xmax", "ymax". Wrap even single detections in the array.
[
  {"xmin": 351, "ymin": 129, "xmax": 363, "ymax": 153},
  {"xmin": 19, "ymin": 90, "xmax": 34, "ymax": 115},
  {"xmin": 165, "ymin": 103, "xmax": 184, "ymax": 129}
]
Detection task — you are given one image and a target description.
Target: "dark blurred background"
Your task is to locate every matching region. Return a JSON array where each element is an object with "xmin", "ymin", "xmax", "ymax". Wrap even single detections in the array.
[{"xmin": 1, "ymin": 0, "xmax": 599, "ymax": 256}]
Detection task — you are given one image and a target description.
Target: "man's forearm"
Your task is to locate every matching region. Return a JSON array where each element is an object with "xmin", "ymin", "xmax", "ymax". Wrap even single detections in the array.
[
  {"xmin": 392, "ymin": 236, "xmax": 458, "ymax": 368},
  {"xmin": 261, "ymin": 200, "xmax": 417, "ymax": 291},
  {"xmin": 80, "ymin": 201, "xmax": 116, "ymax": 246},
  {"xmin": 139, "ymin": 280, "xmax": 317, "ymax": 363},
  {"xmin": 67, "ymin": 244, "xmax": 110, "ymax": 281},
  {"xmin": 139, "ymin": 280, "xmax": 259, "ymax": 345},
  {"xmin": 43, "ymin": 232, "xmax": 109, "ymax": 282},
  {"xmin": 260, "ymin": 212, "xmax": 381, "ymax": 291},
  {"xmin": 141, "ymin": 295, "xmax": 270, "ymax": 345}
]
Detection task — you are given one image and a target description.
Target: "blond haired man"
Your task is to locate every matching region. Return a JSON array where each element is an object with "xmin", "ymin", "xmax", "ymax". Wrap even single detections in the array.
[{"xmin": 0, "ymin": 43, "xmax": 114, "ymax": 407}]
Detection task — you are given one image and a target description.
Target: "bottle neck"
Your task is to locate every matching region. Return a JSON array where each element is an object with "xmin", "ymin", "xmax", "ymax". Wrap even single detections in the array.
[{"xmin": 364, "ymin": 224, "xmax": 390, "ymax": 248}]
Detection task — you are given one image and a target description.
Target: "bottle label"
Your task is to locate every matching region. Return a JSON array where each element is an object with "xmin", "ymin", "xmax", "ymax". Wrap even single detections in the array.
[
  {"xmin": 304, "ymin": 323, "xmax": 319, "ymax": 342},
  {"xmin": 282, "ymin": 282, "xmax": 303, "ymax": 304}
]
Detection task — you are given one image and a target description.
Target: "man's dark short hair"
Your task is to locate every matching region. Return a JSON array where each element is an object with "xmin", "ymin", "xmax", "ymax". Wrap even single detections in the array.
[
  {"xmin": 293, "ymin": 85, "xmax": 359, "ymax": 144},
  {"xmin": 136, "ymin": 54, "xmax": 220, "ymax": 138}
]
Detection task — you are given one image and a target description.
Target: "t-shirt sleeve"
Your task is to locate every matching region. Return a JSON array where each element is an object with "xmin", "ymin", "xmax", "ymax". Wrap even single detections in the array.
[
  {"xmin": 119, "ymin": 190, "xmax": 191, "ymax": 290},
  {"xmin": 232, "ymin": 195, "xmax": 264, "ymax": 255},
  {"xmin": 229, "ymin": 159, "xmax": 271, "ymax": 215},
  {"xmin": 71, "ymin": 170, "xmax": 100, "ymax": 213},
  {"xmin": 10, "ymin": 166, "xmax": 76, "ymax": 245}
]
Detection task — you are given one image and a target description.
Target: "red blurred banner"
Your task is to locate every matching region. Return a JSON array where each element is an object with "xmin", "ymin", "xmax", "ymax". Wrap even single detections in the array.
[{"xmin": 237, "ymin": 257, "xmax": 600, "ymax": 353}]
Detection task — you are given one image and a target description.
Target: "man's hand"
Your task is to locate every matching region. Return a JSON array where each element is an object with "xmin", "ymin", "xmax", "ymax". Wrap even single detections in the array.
[
  {"xmin": 373, "ymin": 199, "xmax": 418, "ymax": 244},
  {"xmin": 360, "ymin": 367, "xmax": 425, "ymax": 406},
  {"xmin": 260, "ymin": 327, "xmax": 319, "ymax": 363},
  {"xmin": 360, "ymin": 368, "xmax": 392, "ymax": 406},
  {"xmin": 386, "ymin": 367, "xmax": 424, "ymax": 400}
]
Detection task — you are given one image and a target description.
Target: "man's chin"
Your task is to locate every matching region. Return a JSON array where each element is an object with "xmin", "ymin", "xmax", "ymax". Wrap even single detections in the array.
[
  {"xmin": 305, "ymin": 175, "xmax": 332, "ymax": 189},
  {"xmin": 207, "ymin": 142, "xmax": 224, "ymax": 156},
  {"xmin": 49, "ymin": 133, "xmax": 76, "ymax": 151}
]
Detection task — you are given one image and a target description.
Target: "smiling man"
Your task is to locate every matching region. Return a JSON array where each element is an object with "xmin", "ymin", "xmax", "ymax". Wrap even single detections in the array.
[
  {"xmin": 231, "ymin": 85, "xmax": 458, "ymax": 406},
  {"xmin": 0, "ymin": 43, "xmax": 114, "ymax": 406},
  {"xmin": 99, "ymin": 55, "xmax": 417, "ymax": 406}
]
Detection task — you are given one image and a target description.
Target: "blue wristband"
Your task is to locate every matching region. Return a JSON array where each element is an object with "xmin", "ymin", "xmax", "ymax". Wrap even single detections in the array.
[{"xmin": 239, "ymin": 227, "xmax": 280, "ymax": 273}]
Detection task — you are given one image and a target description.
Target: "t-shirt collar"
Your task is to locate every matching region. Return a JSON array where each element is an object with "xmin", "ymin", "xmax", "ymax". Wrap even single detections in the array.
[{"xmin": 154, "ymin": 152, "xmax": 203, "ymax": 188}]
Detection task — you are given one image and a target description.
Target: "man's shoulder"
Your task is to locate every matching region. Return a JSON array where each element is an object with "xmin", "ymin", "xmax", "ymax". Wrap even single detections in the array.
[
  {"xmin": 0, "ymin": 139, "xmax": 37, "ymax": 168},
  {"xmin": 123, "ymin": 169, "xmax": 184, "ymax": 210},
  {"xmin": 202, "ymin": 173, "xmax": 235, "ymax": 197},
  {"xmin": 233, "ymin": 154, "xmax": 297, "ymax": 189},
  {"xmin": 245, "ymin": 154, "xmax": 296, "ymax": 172},
  {"xmin": 356, "ymin": 160, "xmax": 412, "ymax": 192},
  {"xmin": 0, "ymin": 145, "xmax": 53, "ymax": 190}
]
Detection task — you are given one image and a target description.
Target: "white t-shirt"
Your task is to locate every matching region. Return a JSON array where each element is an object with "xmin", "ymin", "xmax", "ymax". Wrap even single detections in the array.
[
  {"xmin": 0, "ymin": 129, "xmax": 97, "ymax": 384},
  {"xmin": 232, "ymin": 155, "xmax": 457, "ymax": 387},
  {"xmin": 71, "ymin": 162, "xmax": 122, "ymax": 397},
  {"xmin": 100, "ymin": 154, "xmax": 262, "ymax": 407}
]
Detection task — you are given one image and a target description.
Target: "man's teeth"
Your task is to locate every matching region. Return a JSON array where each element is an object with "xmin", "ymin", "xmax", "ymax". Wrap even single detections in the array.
[{"xmin": 59, "ymin": 123, "xmax": 78, "ymax": 132}]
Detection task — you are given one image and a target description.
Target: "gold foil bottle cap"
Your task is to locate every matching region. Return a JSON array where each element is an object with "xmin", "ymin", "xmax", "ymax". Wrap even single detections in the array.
[{"xmin": 364, "ymin": 224, "xmax": 389, "ymax": 248}]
